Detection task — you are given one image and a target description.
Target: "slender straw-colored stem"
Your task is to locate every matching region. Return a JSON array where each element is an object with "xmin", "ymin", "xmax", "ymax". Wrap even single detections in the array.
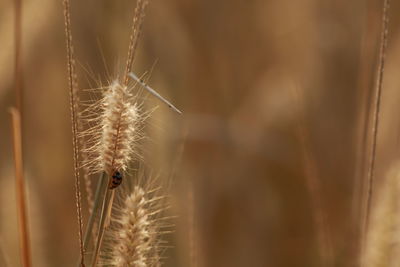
[
  {"xmin": 123, "ymin": 0, "xmax": 148, "ymax": 86},
  {"xmin": 14, "ymin": 0, "xmax": 23, "ymax": 112},
  {"xmin": 9, "ymin": 108, "xmax": 31, "ymax": 267},
  {"xmin": 292, "ymin": 88, "xmax": 333, "ymax": 266},
  {"xmin": 62, "ymin": 0, "xmax": 85, "ymax": 265},
  {"xmin": 362, "ymin": 0, "xmax": 390, "ymax": 255},
  {"xmin": 78, "ymin": 172, "xmax": 108, "ymax": 266},
  {"xmin": 92, "ymin": 187, "xmax": 114, "ymax": 267}
]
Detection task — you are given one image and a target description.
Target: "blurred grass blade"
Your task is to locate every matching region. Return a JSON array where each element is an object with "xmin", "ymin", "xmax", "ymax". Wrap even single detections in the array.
[
  {"xmin": 91, "ymin": 185, "xmax": 114, "ymax": 267},
  {"xmin": 79, "ymin": 172, "xmax": 108, "ymax": 266},
  {"xmin": 9, "ymin": 108, "xmax": 31, "ymax": 267}
]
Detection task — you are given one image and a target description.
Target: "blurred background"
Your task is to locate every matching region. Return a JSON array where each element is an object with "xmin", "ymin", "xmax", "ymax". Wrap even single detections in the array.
[{"xmin": 1, "ymin": 0, "xmax": 400, "ymax": 266}]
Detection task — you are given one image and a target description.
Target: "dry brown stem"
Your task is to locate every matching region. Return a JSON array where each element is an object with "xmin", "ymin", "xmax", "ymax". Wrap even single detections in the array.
[
  {"xmin": 62, "ymin": 0, "xmax": 85, "ymax": 265},
  {"xmin": 9, "ymin": 108, "xmax": 31, "ymax": 267},
  {"xmin": 123, "ymin": 0, "xmax": 148, "ymax": 86},
  {"xmin": 292, "ymin": 88, "xmax": 333, "ymax": 267},
  {"xmin": 13, "ymin": 0, "xmax": 22, "ymax": 112}
]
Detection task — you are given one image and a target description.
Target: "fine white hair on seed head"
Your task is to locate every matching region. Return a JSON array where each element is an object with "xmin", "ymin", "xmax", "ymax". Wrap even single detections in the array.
[
  {"xmin": 100, "ymin": 183, "xmax": 170, "ymax": 267},
  {"xmin": 81, "ymin": 80, "xmax": 144, "ymax": 175}
]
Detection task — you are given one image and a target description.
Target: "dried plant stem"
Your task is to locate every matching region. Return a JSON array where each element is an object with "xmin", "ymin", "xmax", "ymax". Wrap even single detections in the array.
[
  {"xmin": 9, "ymin": 108, "xmax": 31, "ymax": 267},
  {"xmin": 92, "ymin": 187, "xmax": 114, "ymax": 267},
  {"xmin": 292, "ymin": 88, "xmax": 333, "ymax": 267},
  {"xmin": 362, "ymin": 0, "xmax": 390, "ymax": 255},
  {"xmin": 123, "ymin": 0, "xmax": 148, "ymax": 86},
  {"xmin": 63, "ymin": 0, "xmax": 85, "ymax": 265},
  {"xmin": 11, "ymin": 0, "xmax": 30, "ymax": 265},
  {"xmin": 59, "ymin": 0, "xmax": 94, "ymax": 214},
  {"xmin": 14, "ymin": 0, "xmax": 23, "ymax": 112},
  {"xmin": 79, "ymin": 172, "xmax": 108, "ymax": 266}
]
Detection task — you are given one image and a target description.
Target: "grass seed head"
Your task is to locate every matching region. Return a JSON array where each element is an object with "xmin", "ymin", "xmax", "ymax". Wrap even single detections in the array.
[
  {"xmin": 101, "ymin": 184, "xmax": 169, "ymax": 267},
  {"xmin": 82, "ymin": 80, "xmax": 143, "ymax": 175}
]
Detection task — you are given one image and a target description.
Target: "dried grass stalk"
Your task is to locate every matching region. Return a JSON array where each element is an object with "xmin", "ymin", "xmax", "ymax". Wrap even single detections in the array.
[
  {"xmin": 9, "ymin": 108, "xmax": 31, "ymax": 267},
  {"xmin": 81, "ymin": 1, "xmax": 150, "ymax": 265},
  {"xmin": 62, "ymin": 0, "xmax": 85, "ymax": 264},
  {"xmin": 13, "ymin": 0, "xmax": 22, "ymax": 111},
  {"xmin": 123, "ymin": 0, "xmax": 148, "ymax": 86}
]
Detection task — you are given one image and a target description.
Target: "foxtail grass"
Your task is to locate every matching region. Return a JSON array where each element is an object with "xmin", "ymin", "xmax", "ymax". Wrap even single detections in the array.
[
  {"xmin": 84, "ymin": 1, "xmax": 150, "ymax": 265},
  {"xmin": 62, "ymin": 1, "xmax": 178, "ymax": 266},
  {"xmin": 82, "ymin": 81, "xmax": 144, "ymax": 176},
  {"xmin": 100, "ymin": 180, "xmax": 170, "ymax": 266}
]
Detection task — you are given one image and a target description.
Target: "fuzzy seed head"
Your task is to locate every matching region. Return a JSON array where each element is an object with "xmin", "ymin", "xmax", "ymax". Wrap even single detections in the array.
[
  {"xmin": 101, "ymin": 185, "xmax": 165, "ymax": 267},
  {"xmin": 115, "ymin": 188, "xmax": 150, "ymax": 266},
  {"xmin": 82, "ymin": 81, "xmax": 143, "ymax": 175},
  {"xmin": 99, "ymin": 82, "xmax": 140, "ymax": 173}
]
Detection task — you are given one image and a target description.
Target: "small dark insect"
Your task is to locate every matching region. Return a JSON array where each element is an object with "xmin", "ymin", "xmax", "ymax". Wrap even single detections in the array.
[{"xmin": 109, "ymin": 170, "xmax": 123, "ymax": 189}]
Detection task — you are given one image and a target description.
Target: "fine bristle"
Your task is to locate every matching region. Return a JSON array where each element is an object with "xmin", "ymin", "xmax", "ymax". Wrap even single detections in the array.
[
  {"xmin": 82, "ymin": 81, "xmax": 143, "ymax": 175},
  {"xmin": 100, "ymin": 184, "xmax": 169, "ymax": 267}
]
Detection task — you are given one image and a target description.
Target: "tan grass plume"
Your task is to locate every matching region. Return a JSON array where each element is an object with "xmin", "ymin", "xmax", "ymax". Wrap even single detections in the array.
[
  {"xmin": 100, "ymin": 182, "xmax": 170, "ymax": 266},
  {"xmin": 83, "ymin": 81, "xmax": 143, "ymax": 176}
]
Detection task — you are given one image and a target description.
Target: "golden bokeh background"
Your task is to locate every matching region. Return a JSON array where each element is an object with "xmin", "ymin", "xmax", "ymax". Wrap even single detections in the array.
[{"xmin": 1, "ymin": 0, "xmax": 400, "ymax": 266}]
